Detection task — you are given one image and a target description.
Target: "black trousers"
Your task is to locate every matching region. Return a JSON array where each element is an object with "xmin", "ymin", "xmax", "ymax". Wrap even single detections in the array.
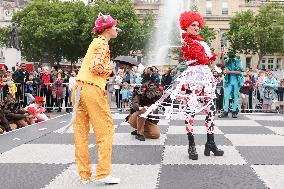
[{"xmin": 40, "ymin": 88, "xmax": 53, "ymax": 111}]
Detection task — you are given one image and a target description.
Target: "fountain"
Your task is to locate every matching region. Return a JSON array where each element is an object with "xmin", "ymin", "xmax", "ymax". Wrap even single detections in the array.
[{"xmin": 145, "ymin": 0, "xmax": 195, "ymax": 67}]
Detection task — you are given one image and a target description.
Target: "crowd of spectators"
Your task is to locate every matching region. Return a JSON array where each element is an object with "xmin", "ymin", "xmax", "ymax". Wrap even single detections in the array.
[
  {"xmin": 213, "ymin": 68, "xmax": 284, "ymax": 114},
  {"xmin": 0, "ymin": 63, "xmax": 78, "ymax": 134},
  {"xmin": 1, "ymin": 62, "xmax": 284, "ymax": 134},
  {"xmin": 111, "ymin": 65, "xmax": 176, "ymax": 110},
  {"xmin": 111, "ymin": 64, "xmax": 284, "ymax": 114}
]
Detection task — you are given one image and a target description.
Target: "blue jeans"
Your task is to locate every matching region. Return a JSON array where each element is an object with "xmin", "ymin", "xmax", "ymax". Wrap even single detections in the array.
[{"xmin": 224, "ymin": 82, "xmax": 239, "ymax": 112}]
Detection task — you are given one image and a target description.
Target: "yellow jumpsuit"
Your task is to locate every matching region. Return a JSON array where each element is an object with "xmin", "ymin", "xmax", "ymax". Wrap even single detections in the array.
[{"xmin": 72, "ymin": 35, "xmax": 114, "ymax": 181}]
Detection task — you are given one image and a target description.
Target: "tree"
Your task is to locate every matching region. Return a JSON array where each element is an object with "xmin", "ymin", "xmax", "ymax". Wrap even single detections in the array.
[
  {"xmin": 200, "ymin": 26, "xmax": 216, "ymax": 46},
  {"xmin": 227, "ymin": 3, "xmax": 284, "ymax": 68},
  {"xmin": 12, "ymin": 0, "xmax": 91, "ymax": 64},
  {"xmin": 139, "ymin": 11, "xmax": 155, "ymax": 56},
  {"xmin": 10, "ymin": 0, "xmax": 154, "ymax": 65},
  {"xmin": 0, "ymin": 26, "xmax": 10, "ymax": 47},
  {"xmin": 90, "ymin": 0, "xmax": 155, "ymax": 58}
]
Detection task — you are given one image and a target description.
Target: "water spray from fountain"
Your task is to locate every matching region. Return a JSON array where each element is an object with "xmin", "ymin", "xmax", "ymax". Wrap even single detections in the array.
[{"xmin": 145, "ymin": 0, "xmax": 195, "ymax": 67}]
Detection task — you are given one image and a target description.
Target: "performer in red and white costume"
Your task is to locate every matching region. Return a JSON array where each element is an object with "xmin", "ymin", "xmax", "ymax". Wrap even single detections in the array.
[
  {"xmin": 25, "ymin": 97, "xmax": 49, "ymax": 123},
  {"xmin": 179, "ymin": 11, "xmax": 224, "ymax": 160}
]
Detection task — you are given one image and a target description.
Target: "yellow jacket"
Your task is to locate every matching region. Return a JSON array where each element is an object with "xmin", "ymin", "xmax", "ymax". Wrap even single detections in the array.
[
  {"xmin": 77, "ymin": 35, "xmax": 112, "ymax": 90},
  {"xmin": 9, "ymin": 80, "xmax": 17, "ymax": 97}
]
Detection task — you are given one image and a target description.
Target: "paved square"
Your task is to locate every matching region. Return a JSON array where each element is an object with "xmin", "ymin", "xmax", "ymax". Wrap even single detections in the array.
[
  {"xmin": 44, "ymin": 164, "xmax": 160, "ymax": 189},
  {"xmin": 0, "ymin": 112, "xmax": 283, "ymax": 188}
]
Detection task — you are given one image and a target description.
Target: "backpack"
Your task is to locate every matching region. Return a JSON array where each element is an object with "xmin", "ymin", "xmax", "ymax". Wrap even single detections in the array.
[{"xmin": 263, "ymin": 87, "xmax": 272, "ymax": 99}]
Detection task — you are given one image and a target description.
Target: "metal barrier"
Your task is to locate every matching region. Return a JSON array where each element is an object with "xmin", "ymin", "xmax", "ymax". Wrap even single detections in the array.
[
  {"xmin": 106, "ymin": 83, "xmax": 284, "ymax": 113},
  {"xmin": 1, "ymin": 82, "xmax": 283, "ymax": 113}
]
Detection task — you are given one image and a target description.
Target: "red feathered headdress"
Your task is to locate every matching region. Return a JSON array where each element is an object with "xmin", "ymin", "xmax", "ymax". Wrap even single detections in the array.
[{"xmin": 179, "ymin": 11, "xmax": 204, "ymax": 31}]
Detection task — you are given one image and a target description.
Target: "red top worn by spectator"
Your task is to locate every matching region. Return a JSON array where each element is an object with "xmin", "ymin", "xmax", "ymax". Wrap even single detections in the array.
[
  {"xmin": 240, "ymin": 76, "xmax": 253, "ymax": 95},
  {"xmin": 41, "ymin": 73, "xmax": 52, "ymax": 89}
]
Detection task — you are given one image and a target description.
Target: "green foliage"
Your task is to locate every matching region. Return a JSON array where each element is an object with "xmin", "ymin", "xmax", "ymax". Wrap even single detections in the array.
[
  {"xmin": 11, "ymin": 0, "xmax": 155, "ymax": 64},
  {"xmin": 200, "ymin": 26, "xmax": 216, "ymax": 46},
  {"xmin": 139, "ymin": 10, "xmax": 155, "ymax": 55},
  {"xmin": 13, "ymin": 0, "xmax": 91, "ymax": 63},
  {"xmin": 0, "ymin": 26, "xmax": 10, "ymax": 47},
  {"xmin": 227, "ymin": 3, "xmax": 284, "ymax": 67},
  {"xmin": 91, "ymin": 0, "xmax": 155, "ymax": 58}
]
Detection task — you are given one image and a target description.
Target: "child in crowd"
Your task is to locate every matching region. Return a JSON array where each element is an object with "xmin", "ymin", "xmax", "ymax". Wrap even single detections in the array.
[
  {"xmin": 239, "ymin": 73, "xmax": 253, "ymax": 113},
  {"xmin": 7, "ymin": 74, "xmax": 17, "ymax": 99},
  {"xmin": 25, "ymin": 96, "xmax": 49, "ymax": 123},
  {"xmin": 120, "ymin": 82, "xmax": 131, "ymax": 111},
  {"xmin": 263, "ymin": 72, "xmax": 279, "ymax": 112},
  {"xmin": 25, "ymin": 74, "xmax": 36, "ymax": 104},
  {"xmin": 215, "ymin": 74, "xmax": 224, "ymax": 111}
]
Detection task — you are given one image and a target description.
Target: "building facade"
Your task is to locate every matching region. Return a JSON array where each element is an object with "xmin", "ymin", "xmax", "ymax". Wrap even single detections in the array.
[
  {"xmin": 133, "ymin": 0, "xmax": 162, "ymax": 19},
  {"xmin": 1, "ymin": 0, "xmax": 283, "ymax": 70},
  {"xmin": 134, "ymin": 0, "xmax": 284, "ymax": 70},
  {"xmin": 193, "ymin": 0, "xmax": 284, "ymax": 70}
]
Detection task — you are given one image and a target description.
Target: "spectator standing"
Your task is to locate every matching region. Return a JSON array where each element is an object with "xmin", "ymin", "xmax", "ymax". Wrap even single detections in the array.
[
  {"xmin": 33, "ymin": 69, "xmax": 43, "ymax": 97},
  {"xmin": 278, "ymin": 80, "xmax": 284, "ymax": 114},
  {"xmin": 161, "ymin": 68, "xmax": 172, "ymax": 89},
  {"xmin": 67, "ymin": 70, "xmax": 77, "ymax": 112},
  {"xmin": 40, "ymin": 67, "xmax": 53, "ymax": 112},
  {"xmin": 114, "ymin": 69, "xmax": 124, "ymax": 108},
  {"xmin": 120, "ymin": 82, "xmax": 130, "ymax": 111},
  {"xmin": 256, "ymin": 70, "xmax": 265, "ymax": 103},
  {"xmin": 239, "ymin": 73, "xmax": 253, "ymax": 113},
  {"xmin": 1, "ymin": 65, "xmax": 9, "ymax": 77},
  {"xmin": 7, "ymin": 74, "xmax": 17, "ymax": 99},
  {"xmin": 122, "ymin": 66, "xmax": 134, "ymax": 85},
  {"xmin": 247, "ymin": 70, "xmax": 256, "ymax": 112},
  {"xmin": 132, "ymin": 66, "xmax": 142, "ymax": 87},
  {"xmin": 12, "ymin": 63, "xmax": 29, "ymax": 106},
  {"xmin": 215, "ymin": 74, "xmax": 224, "ymax": 111},
  {"xmin": 263, "ymin": 72, "xmax": 279, "ymax": 112},
  {"xmin": 50, "ymin": 65, "xmax": 58, "ymax": 81},
  {"xmin": 142, "ymin": 67, "xmax": 156, "ymax": 84},
  {"xmin": 25, "ymin": 74, "xmax": 36, "ymax": 105},
  {"xmin": 52, "ymin": 72, "xmax": 64, "ymax": 112},
  {"xmin": 152, "ymin": 66, "xmax": 161, "ymax": 83}
]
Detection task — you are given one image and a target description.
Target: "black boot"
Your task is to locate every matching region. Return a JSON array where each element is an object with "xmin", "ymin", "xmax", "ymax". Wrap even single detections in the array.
[
  {"xmin": 131, "ymin": 130, "xmax": 138, "ymax": 135},
  {"xmin": 135, "ymin": 134, "xmax": 145, "ymax": 141},
  {"xmin": 232, "ymin": 111, "xmax": 238, "ymax": 118},
  {"xmin": 218, "ymin": 111, "xmax": 228, "ymax": 118},
  {"xmin": 187, "ymin": 133, "xmax": 198, "ymax": 160},
  {"xmin": 204, "ymin": 133, "xmax": 224, "ymax": 156}
]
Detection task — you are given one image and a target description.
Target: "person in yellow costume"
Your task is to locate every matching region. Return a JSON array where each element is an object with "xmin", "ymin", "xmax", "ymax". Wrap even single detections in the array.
[{"xmin": 72, "ymin": 13, "xmax": 121, "ymax": 185}]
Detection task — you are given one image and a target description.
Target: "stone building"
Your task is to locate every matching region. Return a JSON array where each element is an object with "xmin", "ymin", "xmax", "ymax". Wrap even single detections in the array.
[
  {"xmin": 194, "ymin": 0, "xmax": 284, "ymax": 70},
  {"xmin": 134, "ymin": 0, "xmax": 284, "ymax": 70}
]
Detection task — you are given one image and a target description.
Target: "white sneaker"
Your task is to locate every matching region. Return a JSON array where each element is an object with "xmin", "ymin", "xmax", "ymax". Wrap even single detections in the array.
[
  {"xmin": 96, "ymin": 175, "xmax": 120, "ymax": 184},
  {"xmin": 81, "ymin": 179, "xmax": 90, "ymax": 185}
]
